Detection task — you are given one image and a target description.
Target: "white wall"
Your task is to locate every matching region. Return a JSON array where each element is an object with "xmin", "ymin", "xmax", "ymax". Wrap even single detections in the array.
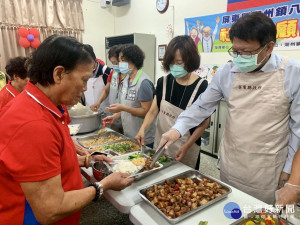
[
  {"xmin": 82, "ymin": 0, "xmax": 114, "ymax": 60},
  {"xmin": 82, "ymin": 0, "xmax": 300, "ymax": 83}
]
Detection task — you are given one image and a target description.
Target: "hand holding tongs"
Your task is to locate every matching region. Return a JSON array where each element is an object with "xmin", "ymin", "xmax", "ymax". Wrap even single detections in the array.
[{"xmin": 149, "ymin": 142, "xmax": 167, "ymax": 169}]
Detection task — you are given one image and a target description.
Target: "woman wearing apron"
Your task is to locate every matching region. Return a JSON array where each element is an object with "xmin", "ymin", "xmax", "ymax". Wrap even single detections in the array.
[
  {"xmin": 135, "ymin": 35, "xmax": 209, "ymax": 169},
  {"xmin": 158, "ymin": 12, "xmax": 300, "ymax": 204},
  {"xmin": 103, "ymin": 44, "xmax": 156, "ymax": 147}
]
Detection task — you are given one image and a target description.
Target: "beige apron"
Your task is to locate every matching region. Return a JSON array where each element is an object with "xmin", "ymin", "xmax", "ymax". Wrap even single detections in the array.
[
  {"xmin": 220, "ymin": 57, "xmax": 290, "ymax": 204},
  {"xmin": 85, "ymin": 77, "xmax": 106, "ymax": 107},
  {"xmin": 154, "ymin": 76, "xmax": 203, "ymax": 168}
]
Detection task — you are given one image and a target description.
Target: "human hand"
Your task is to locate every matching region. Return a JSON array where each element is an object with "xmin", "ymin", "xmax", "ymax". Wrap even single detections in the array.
[
  {"xmin": 102, "ymin": 172, "xmax": 134, "ymax": 191},
  {"xmin": 186, "ymin": 21, "xmax": 189, "ymax": 27},
  {"xmin": 75, "ymin": 145, "xmax": 89, "ymax": 156},
  {"xmin": 174, "ymin": 145, "xmax": 188, "ymax": 161},
  {"xmin": 106, "ymin": 104, "xmax": 124, "ymax": 113},
  {"xmin": 157, "ymin": 129, "xmax": 180, "ymax": 151},
  {"xmin": 275, "ymin": 183, "xmax": 300, "ymax": 206},
  {"xmin": 216, "ymin": 16, "xmax": 220, "ymax": 24},
  {"xmin": 135, "ymin": 129, "xmax": 145, "ymax": 146},
  {"xmin": 92, "ymin": 155, "xmax": 113, "ymax": 164},
  {"xmin": 103, "ymin": 115, "xmax": 116, "ymax": 125},
  {"xmin": 196, "ymin": 20, "xmax": 200, "ymax": 27},
  {"xmin": 90, "ymin": 103, "xmax": 100, "ymax": 112},
  {"xmin": 278, "ymin": 171, "xmax": 290, "ymax": 189}
]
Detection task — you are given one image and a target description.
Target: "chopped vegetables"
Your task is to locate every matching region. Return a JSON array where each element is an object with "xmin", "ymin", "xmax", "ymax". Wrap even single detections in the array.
[
  {"xmin": 128, "ymin": 153, "xmax": 144, "ymax": 161},
  {"xmin": 147, "ymin": 152, "xmax": 172, "ymax": 164},
  {"xmin": 158, "ymin": 155, "xmax": 173, "ymax": 164},
  {"xmin": 103, "ymin": 142, "xmax": 136, "ymax": 153},
  {"xmin": 241, "ymin": 211, "xmax": 287, "ymax": 225}
]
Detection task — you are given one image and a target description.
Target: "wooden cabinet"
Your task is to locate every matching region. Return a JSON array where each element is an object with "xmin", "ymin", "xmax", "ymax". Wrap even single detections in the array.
[{"xmin": 201, "ymin": 99, "xmax": 228, "ymax": 157}]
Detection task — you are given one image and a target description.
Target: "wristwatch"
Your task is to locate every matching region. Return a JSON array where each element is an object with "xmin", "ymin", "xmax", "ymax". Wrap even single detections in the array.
[
  {"xmin": 96, "ymin": 182, "xmax": 104, "ymax": 196},
  {"xmin": 89, "ymin": 182, "xmax": 104, "ymax": 201}
]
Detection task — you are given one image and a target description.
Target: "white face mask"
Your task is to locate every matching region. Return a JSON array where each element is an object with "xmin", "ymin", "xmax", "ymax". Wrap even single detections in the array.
[{"xmin": 233, "ymin": 45, "xmax": 267, "ymax": 73}]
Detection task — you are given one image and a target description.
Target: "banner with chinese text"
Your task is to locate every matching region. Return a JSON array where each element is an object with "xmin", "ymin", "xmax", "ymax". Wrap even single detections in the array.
[
  {"xmin": 227, "ymin": 0, "xmax": 292, "ymax": 12},
  {"xmin": 185, "ymin": 0, "xmax": 300, "ymax": 52}
]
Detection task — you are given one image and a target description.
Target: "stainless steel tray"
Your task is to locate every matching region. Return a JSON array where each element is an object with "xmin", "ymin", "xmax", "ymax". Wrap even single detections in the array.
[
  {"xmin": 230, "ymin": 209, "xmax": 294, "ymax": 225},
  {"xmin": 142, "ymin": 148, "xmax": 175, "ymax": 169},
  {"xmin": 76, "ymin": 131, "xmax": 128, "ymax": 148},
  {"xmin": 103, "ymin": 149, "xmax": 120, "ymax": 156},
  {"xmin": 109, "ymin": 151, "xmax": 163, "ymax": 181},
  {"xmin": 139, "ymin": 170, "xmax": 232, "ymax": 224},
  {"xmin": 90, "ymin": 139, "xmax": 141, "ymax": 154}
]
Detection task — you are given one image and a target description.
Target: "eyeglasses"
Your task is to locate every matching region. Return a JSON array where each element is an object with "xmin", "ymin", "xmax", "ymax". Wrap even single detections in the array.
[{"xmin": 228, "ymin": 45, "xmax": 265, "ymax": 59}]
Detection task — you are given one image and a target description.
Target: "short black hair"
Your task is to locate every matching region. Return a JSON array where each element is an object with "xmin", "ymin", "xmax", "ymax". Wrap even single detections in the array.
[
  {"xmin": 162, "ymin": 35, "xmax": 200, "ymax": 72},
  {"xmin": 120, "ymin": 44, "xmax": 144, "ymax": 69},
  {"xmin": 229, "ymin": 12, "xmax": 277, "ymax": 46},
  {"xmin": 28, "ymin": 35, "xmax": 94, "ymax": 86},
  {"xmin": 5, "ymin": 56, "xmax": 28, "ymax": 80},
  {"xmin": 108, "ymin": 44, "xmax": 122, "ymax": 60},
  {"xmin": 83, "ymin": 44, "xmax": 96, "ymax": 60}
]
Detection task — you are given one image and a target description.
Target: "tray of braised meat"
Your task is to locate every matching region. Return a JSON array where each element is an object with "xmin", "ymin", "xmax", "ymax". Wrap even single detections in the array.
[{"xmin": 139, "ymin": 170, "xmax": 231, "ymax": 224}]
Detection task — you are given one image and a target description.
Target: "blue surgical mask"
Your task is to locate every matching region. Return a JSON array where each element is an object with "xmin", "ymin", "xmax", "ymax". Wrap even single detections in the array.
[
  {"xmin": 170, "ymin": 65, "xmax": 188, "ymax": 78},
  {"xmin": 233, "ymin": 46, "xmax": 267, "ymax": 73},
  {"xmin": 119, "ymin": 62, "xmax": 132, "ymax": 75},
  {"xmin": 113, "ymin": 65, "xmax": 120, "ymax": 73}
]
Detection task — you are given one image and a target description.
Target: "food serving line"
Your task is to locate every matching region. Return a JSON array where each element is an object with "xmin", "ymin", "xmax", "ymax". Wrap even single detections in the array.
[{"xmin": 73, "ymin": 128, "xmax": 279, "ymax": 225}]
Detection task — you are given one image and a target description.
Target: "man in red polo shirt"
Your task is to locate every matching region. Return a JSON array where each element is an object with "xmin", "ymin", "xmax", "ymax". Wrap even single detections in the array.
[
  {"xmin": 0, "ymin": 35, "xmax": 133, "ymax": 225},
  {"xmin": 0, "ymin": 56, "xmax": 29, "ymax": 110}
]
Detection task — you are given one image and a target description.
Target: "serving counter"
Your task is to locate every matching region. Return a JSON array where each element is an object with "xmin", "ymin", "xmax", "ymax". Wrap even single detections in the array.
[
  {"xmin": 74, "ymin": 129, "xmax": 268, "ymax": 224},
  {"xmin": 81, "ymin": 162, "xmax": 191, "ymax": 214}
]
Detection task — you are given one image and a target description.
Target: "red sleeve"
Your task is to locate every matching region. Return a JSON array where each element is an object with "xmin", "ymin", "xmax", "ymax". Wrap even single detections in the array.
[
  {"xmin": 107, "ymin": 73, "xmax": 113, "ymax": 83},
  {"xmin": 3, "ymin": 120, "xmax": 62, "ymax": 182},
  {"xmin": 96, "ymin": 58, "xmax": 105, "ymax": 65},
  {"xmin": 108, "ymin": 69, "xmax": 113, "ymax": 78}
]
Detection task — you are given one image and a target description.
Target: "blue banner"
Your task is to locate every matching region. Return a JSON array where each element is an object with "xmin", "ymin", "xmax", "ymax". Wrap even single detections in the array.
[{"xmin": 185, "ymin": 0, "xmax": 300, "ymax": 52}]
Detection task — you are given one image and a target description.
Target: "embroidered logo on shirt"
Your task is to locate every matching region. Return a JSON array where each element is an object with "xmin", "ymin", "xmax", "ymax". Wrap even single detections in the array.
[
  {"xmin": 161, "ymin": 109, "xmax": 176, "ymax": 119},
  {"xmin": 238, "ymin": 85, "xmax": 262, "ymax": 90},
  {"xmin": 111, "ymin": 77, "xmax": 118, "ymax": 88},
  {"xmin": 126, "ymin": 90, "xmax": 136, "ymax": 101}
]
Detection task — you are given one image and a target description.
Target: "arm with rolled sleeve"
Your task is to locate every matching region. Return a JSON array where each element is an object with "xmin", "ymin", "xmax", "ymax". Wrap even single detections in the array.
[
  {"xmin": 283, "ymin": 59, "xmax": 300, "ymax": 174},
  {"xmin": 172, "ymin": 65, "xmax": 231, "ymax": 136}
]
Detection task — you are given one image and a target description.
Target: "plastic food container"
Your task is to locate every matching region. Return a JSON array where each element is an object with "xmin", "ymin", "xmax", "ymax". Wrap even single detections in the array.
[{"xmin": 68, "ymin": 124, "xmax": 82, "ymax": 135}]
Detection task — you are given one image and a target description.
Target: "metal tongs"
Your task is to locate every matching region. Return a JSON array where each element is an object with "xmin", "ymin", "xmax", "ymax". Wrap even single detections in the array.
[
  {"xmin": 149, "ymin": 142, "xmax": 167, "ymax": 169},
  {"xmin": 275, "ymin": 208, "xmax": 282, "ymax": 225}
]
